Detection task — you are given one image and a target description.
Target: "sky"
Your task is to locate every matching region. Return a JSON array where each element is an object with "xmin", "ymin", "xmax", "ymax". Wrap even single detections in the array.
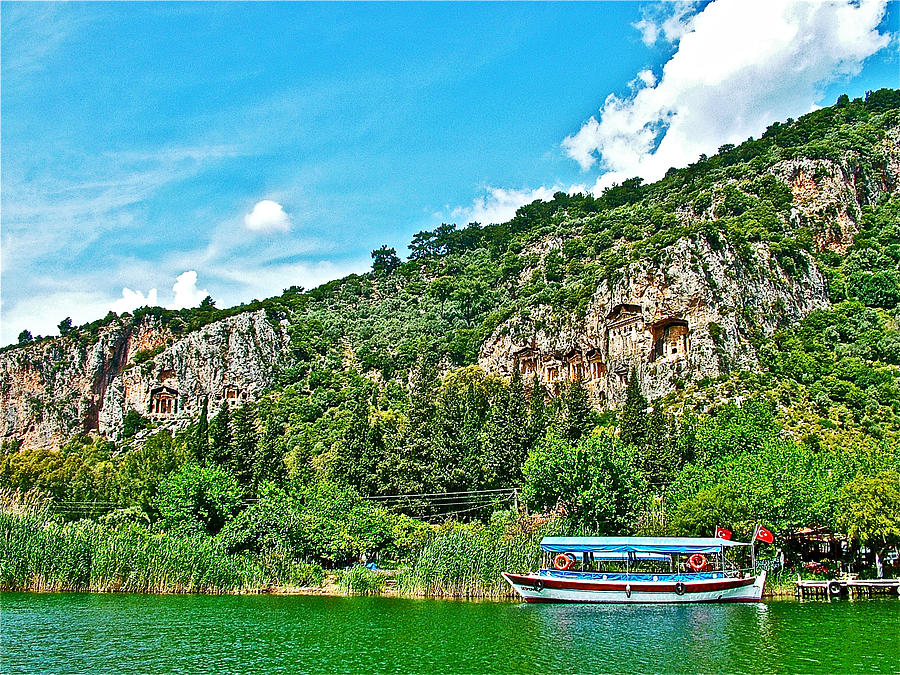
[{"xmin": 2, "ymin": 1, "xmax": 898, "ymax": 346}]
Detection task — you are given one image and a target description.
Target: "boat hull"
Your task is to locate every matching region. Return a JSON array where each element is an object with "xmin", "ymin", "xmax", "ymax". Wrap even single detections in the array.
[{"xmin": 502, "ymin": 570, "xmax": 766, "ymax": 603}]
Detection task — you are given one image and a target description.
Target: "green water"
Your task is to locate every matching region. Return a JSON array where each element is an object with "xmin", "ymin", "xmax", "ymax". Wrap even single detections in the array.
[{"xmin": 2, "ymin": 593, "xmax": 898, "ymax": 673}]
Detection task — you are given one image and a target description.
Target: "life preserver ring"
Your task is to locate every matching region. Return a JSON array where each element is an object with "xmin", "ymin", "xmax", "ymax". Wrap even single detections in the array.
[
  {"xmin": 828, "ymin": 581, "xmax": 843, "ymax": 596},
  {"xmin": 554, "ymin": 553, "xmax": 575, "ymax": 570},
  {"xmin": 533, "ymin": 579, "xmax": 545, "ymax": 592},
  {"xmin": 674, "ymin": 582, "xmax": 686, "ymax": 596},
  {"xmin": 689, "ymin": 554, "xmax": 708, "ymax": 571}
]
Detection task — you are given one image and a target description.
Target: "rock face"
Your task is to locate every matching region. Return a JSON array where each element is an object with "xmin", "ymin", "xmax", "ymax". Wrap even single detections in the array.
[
  {"xmin": 479, "ymin": 237, "xmax": 830, "ymax": 405},
  {"xmin": 0, "ymin": 311, "xmax": 290, "ymax": 449}
]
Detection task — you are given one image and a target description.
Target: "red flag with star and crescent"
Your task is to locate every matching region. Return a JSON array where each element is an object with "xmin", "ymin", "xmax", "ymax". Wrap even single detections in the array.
[
  {"xmin": 754, "ymin": 525, "xmax": 774, "ymax": 544},
  {"xmin": 715, "ymin": 526, "xmax": 733, "ymax": 540}
]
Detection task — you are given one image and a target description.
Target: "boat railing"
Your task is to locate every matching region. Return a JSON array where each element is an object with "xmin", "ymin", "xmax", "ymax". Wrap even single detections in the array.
[{"xmin": 537, "ymin": 565, "xmax": 759, "ymax": 579}]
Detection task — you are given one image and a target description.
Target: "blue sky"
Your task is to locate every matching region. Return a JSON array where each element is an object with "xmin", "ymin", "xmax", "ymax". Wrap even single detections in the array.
[{"xmin": 2, "ymin": 1, "xmax": 898, "ymax": 345}]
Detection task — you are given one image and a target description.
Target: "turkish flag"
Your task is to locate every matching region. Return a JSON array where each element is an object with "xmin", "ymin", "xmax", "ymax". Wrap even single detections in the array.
[
  {"xmin": 755, "ymin": 525, "xmax": 774, "ymax": 544},
  {"xmin": 715, "ymin": 526, "xmax": 733, "ymax": 540}
]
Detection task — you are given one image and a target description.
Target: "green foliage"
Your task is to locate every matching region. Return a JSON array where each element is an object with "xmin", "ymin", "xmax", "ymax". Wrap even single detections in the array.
[
  {"xmin": 371, "ymin": 245, "xmax": 401, "ymax": 275},
  {"xmin": 669, "ymin": 485, "xmax": 749, "ymax": 537},
  {"xmin": 338, "ymin": 565, "xmax": 386, "ymax": 595},
  {"xmin": 396, "ymin": 519, "xmax": 545, "ymax": 598},
  {"xmin": 154, "ymin": 463, "xmax": 243, "ymax": 536},
  {"xmin": 130, "ymin": 346, "xmax": 164, "ymax": 365},
  {"xmin": 619, "ymin": 371, "xmax": 647, "ymax": 446},
  {"xmin": 836, "ymin": 470, "xmax": 900, "ymax": 547},
  {"xmin": 121, "ymin": 410, "xmax": 150, "ymax": 439},
  {"xmin": 522, "ymin": 431, "xmax": 647, "ymax": 533},
  {"xmin": 17, "ymin": 330, "xmax": 33, "ymax": 344},
  {"xmin": 0, "ymin": 490, "xmax": 325, "ymax": 592}
]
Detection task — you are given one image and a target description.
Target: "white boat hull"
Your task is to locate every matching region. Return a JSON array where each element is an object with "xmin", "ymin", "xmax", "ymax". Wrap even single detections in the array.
[{"xmin": 502, "ymin": 570, "xmax": 767, "ymax": 603}]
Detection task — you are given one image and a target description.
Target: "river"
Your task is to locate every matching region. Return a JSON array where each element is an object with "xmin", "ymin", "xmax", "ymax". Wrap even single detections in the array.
[{"xmin": 2, "ymin": 593, "xmax": 897, "ymax": 673}]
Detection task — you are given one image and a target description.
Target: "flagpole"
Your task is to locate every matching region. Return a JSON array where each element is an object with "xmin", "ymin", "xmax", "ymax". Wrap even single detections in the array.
[{"xmin": 751, "ymin": 524, "xmax": 757, "ymax": 574}]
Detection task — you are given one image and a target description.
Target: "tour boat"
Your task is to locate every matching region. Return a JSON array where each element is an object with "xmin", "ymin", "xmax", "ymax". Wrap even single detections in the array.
[{"xmin": 502, "ymin": 536, "xmax": 767, "ymax": 603}]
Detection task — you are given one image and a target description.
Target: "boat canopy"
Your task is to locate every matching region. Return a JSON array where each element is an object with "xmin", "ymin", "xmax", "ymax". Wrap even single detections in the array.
[{"xmin": 540, "ymin": 536, "xmax": 750, "ymax": 555}]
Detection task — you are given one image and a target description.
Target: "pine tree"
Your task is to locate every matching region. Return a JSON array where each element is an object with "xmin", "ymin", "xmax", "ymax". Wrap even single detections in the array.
[
  {"xmin": 641, "ymin": 405, "xmax": 677, "ymax": 485},
  {"xmin": 619, "ymin": 370, "xmax": 648, "ymax": 447},
  {"xmin": 192, "ymin": 397, "xmax": 209, "ymax": 463},
  {"xmin": 228, "ymin": 405, "xmax": 259, "ymax": 484},
  {"xmin": 208, "ymin": 405, "xmax": 232, "ymax": 468},
  {"xmin": 483, "ymin": 365, "xmax": 530, "ymax": 487},
  {"xmin": 527, "ymin": 372, "xmax": 548, "ymax": 449},
  {"xmin": 561, "ymin": 378, "xmax": 594, "ymax": 442}
]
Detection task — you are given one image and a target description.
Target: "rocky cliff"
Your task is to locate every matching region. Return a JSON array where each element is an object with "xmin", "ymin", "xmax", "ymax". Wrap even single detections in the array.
[
  {"xmin": 479, "ymin": 237, "xmax": 829, "ymax": 406},
  {"xmin": 1, "ymin": 310, "xmax": 290, "ymax": 449}
]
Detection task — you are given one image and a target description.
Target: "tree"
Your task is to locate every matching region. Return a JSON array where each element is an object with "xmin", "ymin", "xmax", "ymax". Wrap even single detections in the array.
[
  {"xmin": 192, "ymin": 397, "xmax": 209, "ymax": 462},
  {"xmin": 522, "ymin": 431, "xmax": 647, "ymax": 533},
  {"xmin": 619, "ymin": 370, "xmax": 648, "ymax": 446},
  {"xmin": 371, "ymin": 245, "xmax": 401, "ymax": 275},
  {"xmin": 17, "ymin": 330, "xmax": 33, "ymax": 344},
  {"xmin": 154, "ymin": 462, "xmax": 243, "ymax": 536},
  {"xmin": 636, "ymin": 405, "xmax": 679, "ymax": 485},
  {"xmin": 669, "ymin": 485, "xmax": 749, "ymax": 537},
  {"xmin": 228, "ymin": 405, "xmax": 259, "ymax": 484},
  {"xmin": 57, "ymin": 317, "xmax": 73, "ymax": 336},
  {"xmin": 559, "ymin": 378, "xmax": 595, "ymax": 443},
  {"xmin": 208, "ymin": 406, "xmax": 232, "ymax": 467},
  {"xmin": 121, "ymin": 409, "xmax": 150, "ymax": 439},
  {"xmin": 482, "ymin": 365, "xmax": 530, "ymax": 488},
  {"xmin": 200, "ymin": 295, "xmax": 216, "ymax": 309},
  {"xmin": 117, "ymin": 430, "xmax": 192, "ymax": 512},
  {"xmin": 837, "ymin": 470, "xmax": 900, "ymax": 553},
  {"xmin": 527, "ymin": 372, "xmax": 548, "ymax": 449}
]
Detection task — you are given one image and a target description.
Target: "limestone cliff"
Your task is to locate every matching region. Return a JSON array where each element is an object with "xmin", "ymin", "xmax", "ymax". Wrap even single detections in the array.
[
  {"xmin": 0, "ymin": 310, "xmax": 289, "ymax": 449},
  {"xmin": 479, "ymin": 237, "xmax": 828, "ymax": 406}
]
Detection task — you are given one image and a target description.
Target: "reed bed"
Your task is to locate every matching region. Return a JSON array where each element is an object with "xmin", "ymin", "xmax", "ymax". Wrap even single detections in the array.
[
  {"xmin": 396, "ymin": 523, "xmax": 544, "ymax": 599},
  {"xmin": 0, "ymin": 491, "xmax": 324, "ymax": 593},
  {"xmin": 337, "ymin": 565, "xmax": 387, "ymax": 595}
]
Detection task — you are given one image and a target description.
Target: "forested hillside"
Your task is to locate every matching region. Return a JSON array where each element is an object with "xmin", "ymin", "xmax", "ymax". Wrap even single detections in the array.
[{"xmin": 2, "ymin": 90, "xmax": 900, "ymax": 594}]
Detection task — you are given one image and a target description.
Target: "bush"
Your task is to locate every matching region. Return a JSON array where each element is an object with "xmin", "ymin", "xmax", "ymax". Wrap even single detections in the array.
[{"xmin": 155, "ymin": 463, "xmax": 243, "ymax": 536}]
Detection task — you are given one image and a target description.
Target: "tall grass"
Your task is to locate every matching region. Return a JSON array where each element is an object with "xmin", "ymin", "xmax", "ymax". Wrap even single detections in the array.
[
  {"xmin": 337, "ymin": 565, "xmax": 387, "ymax": 595},
  {"xmin": 396, "ymin": 521, "xmax": 546, "ymax": 599},
  {"xmin": 0, "ymin": 490, "xmax": 324, "ymax": 593}
]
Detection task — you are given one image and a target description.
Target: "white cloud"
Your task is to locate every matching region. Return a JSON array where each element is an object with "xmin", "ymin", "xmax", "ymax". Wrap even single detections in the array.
[
  {"xmin": 451, "ymin": 184, "xmax": 588, "ymax": 226},
  {"xmin": 167, "ymin": 271, "xmax": 210, "ymax": 310},
  {"xmin": 633, "ymin": 2, "xmax": 699, "ymax": 47},
  {"xmin": 563, "ymin": 0, "xmax": 891, "ymax": 192},
  {"xmin": 110, "ymin": 287, "xmax": 159, "ymax": 314},
  {"xmin": 244, "ymin": 200, "xmax": 292, "ymax": 232}
]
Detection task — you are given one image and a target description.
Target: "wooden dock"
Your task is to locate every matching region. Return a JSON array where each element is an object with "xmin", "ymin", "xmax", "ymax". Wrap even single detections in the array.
[{"xmin": 794, "ymin": 576, "xmax": 900, "ymax": 599}]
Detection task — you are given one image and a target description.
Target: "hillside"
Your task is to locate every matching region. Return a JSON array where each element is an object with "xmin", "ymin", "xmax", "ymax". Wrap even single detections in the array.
[
  {"xmin": 2, "ymin": 91, "xmax": 900, "ymax": 590},
  {"xmin": 4, "ymin": 89, "xmax": 900, "ymax": 449}
]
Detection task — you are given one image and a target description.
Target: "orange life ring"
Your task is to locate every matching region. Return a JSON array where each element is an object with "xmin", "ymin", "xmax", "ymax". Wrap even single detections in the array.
[
  {"xmin": 553, "ymin": 553, "xmax": 575, "ymax": 570},
  {"xmin": 689, "ymin": 554, "xmax": 708, "ymax": 571}
]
